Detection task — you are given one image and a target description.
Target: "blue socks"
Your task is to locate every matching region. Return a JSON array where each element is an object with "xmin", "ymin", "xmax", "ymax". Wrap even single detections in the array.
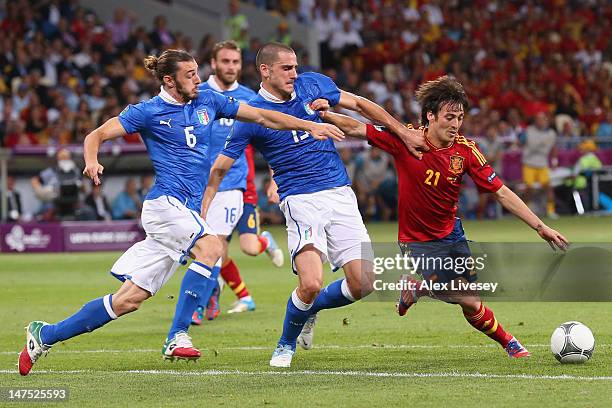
[
  {"xmin": 278, "ymin": 280, "xmax": 357, "ymax": 349},
  {"xmin": 310, "ymin": 279, "xmax": 355, "ymax": 314},
  {"xmin": 167, "ymin": 261, "xmax": 215, "ymax": 340},
  {"xmin": 40, "ymin": 294, "xmax": 117, "ymax": 345},
  {"xmin": 278, "ymin": 289, "xmax": 312, "ymax": 350},
  {"xmin": 196, "ymin": 263, "xmax": 221, "ymax": 310}
]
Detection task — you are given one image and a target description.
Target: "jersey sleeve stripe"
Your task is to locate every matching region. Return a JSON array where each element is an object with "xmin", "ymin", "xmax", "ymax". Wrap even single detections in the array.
[{"xmin": 456, "ymin": 138, "xmax": 487, "ymax": 166}]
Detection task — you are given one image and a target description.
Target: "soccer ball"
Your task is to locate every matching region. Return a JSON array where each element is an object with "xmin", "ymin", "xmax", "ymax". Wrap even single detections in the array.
[{"xmin": 550, "ymin": 321, "xmax": 595, "ymax": 363}]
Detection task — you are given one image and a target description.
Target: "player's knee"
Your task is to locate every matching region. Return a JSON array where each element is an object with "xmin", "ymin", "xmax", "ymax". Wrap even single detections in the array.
[
  {"xmin": 239, "ymin": 235, "xmax": 260, "ymax": 256},
  {"xmin": 300, "ymin": 278, "xmax": 323, "ymax": 299},
  {"xmin": 192, "ymin": 235, "xmax": 223, "ymax": 265},
  {"xmin": 240, "ymin": 242, "xmax": 260, "ymax": 256},
  {"xmin": 459, "ymin": 297, "xmax": 481, "ymax": 314}
]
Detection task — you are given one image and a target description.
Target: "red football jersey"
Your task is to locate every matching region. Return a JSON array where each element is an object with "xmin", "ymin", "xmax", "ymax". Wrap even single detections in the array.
[
  {"xmin": 366, "ymin": 124, "xmax": 504, "ymax": 242},
  {"xmin": 243, "ymin": 144, "xmax": 258, "ymax": 205}
]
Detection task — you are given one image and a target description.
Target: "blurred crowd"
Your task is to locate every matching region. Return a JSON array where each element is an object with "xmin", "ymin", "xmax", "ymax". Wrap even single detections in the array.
[
  {"xmin": 0, "ymin": 0, "xmax": 209, "ymax": 148},
  {"xmin": 0, "ymin": 0, "xmax": 610, "ymax": 222},
  {"xmin": 242, "ymin": 0, "xmax": 610, "ymax": 141}
]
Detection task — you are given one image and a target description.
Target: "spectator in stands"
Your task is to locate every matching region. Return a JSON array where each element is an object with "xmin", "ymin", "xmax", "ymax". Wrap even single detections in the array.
[
  {"xmin": 138, "ymin": 174, "xmax": 155, "ymax": 202},
  {"xmin": 557, "ymin": 120, "xmax": 581, "ymax": 149},
  {"xmin": 149, "ymin": 15, "xmax": 174, "ymax": 50},
  {"xmin": 2, "ymin": 175, "xmax": 23, "ymax": 222},
  {"xmin": 312, "ymin": 0, "xmax": 339, "ymax": 69},
  {"xmin": 520, "ymin": 112, "xmax": 558, "ymax": 218},
  {"xmin": 106, "ymin": 8, "xmax": 136, "ymax": 48},
  {"xmin": 30, "ymin": 147, "xmax": 82, "ymax": 221},
  {"xmin": 3, "ymin": 119, "xmax": 37, "ymax": 148},
  {"xmin": 365, "ymin": 70, "xmax": 389, "ymax": 106},
  {"xmin": 595, "ymin": 110, "xmax": 612, "ymax": 138},
  {"xmin": 476, "ymin": 125, "xmax": 504, "ymax": 219},
  {"xmin": 572, "ymin": 139, "xmax": 602, "ymax": 212},
  {"xmin": 73, "ymin": 116, "xmax": 94, "ymax": 144},
  {"xmin": 111, "ymin": 177, "xmax": 141, "ymax": 220},
  {"xmin": 12, "ymin": 83, "xmax": 31, "ymax": 115},
  {"xmin": 297, "ymin": 0, "xmax": 315, "ymax": 23},
  {"xmin": 225, "ymin": 0, "xmax": 250, "ymax": 49},
  {"xmin": 126, "ymin": 25, "xmax": 154, "ymax": 54},
  {"xmin": 354, "ymin": 147, "xmax": 392, "ymax": 220},
  {"xmin": 86, "ymin": 82, "xmax": 106, "ymax": 113},
  {"xmin": 338, "ymin": 146, "xmax": 356, "ymax": 181},
  {"xmin": 84, "ymin": 182, "xmax": 111, "ymax": 221},
  {"xmin": 329, "ymin": 18, "xmax": 363, "ymax": 62},
  {"xmin": 269, "ymin": 20, "xmax": 292, "ymax": 46}
]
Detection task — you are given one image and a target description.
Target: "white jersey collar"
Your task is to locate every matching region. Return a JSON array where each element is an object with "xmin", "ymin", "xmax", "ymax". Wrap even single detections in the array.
[
  {"xmin": 258, "ymin": 83, "xmax": 296, "ymax": 103},
  {"xmin": 206, "ymin": 75, "xmax": 239, "ymax": 92},
  {"xmin": 158, "ymin": 86, "xmax": 190, "ymax": 105}
]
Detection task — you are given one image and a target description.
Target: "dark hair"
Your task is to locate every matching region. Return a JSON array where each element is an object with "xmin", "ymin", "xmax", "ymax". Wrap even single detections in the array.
[
  {"xmin": 415, "ymin": 75, "xmax": 469, "ymax": 126},
  {"xmin": 143, "ymin": 49, "xmax": 195, "ymax": 83},
  {"xmin": 211, "ymin": 40, "xmax": 241, "ymax": 60},
  {"xmin": 255, "ymin": 42, "xmax": 294, "ymax": 69}
]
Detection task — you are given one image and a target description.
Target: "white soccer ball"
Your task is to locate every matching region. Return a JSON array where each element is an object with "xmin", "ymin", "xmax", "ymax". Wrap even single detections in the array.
[{"xmin": 550, "ymin": 321, "xmax": 595, "ymax": 363}]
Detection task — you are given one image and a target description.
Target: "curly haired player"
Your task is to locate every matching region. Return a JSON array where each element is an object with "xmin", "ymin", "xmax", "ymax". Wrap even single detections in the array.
[{"xmin": 317, "ymin": 75, "xmax": 569, "ymax": 358}]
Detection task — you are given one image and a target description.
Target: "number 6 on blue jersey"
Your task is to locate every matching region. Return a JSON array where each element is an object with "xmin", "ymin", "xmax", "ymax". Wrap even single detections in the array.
[{"xmin": 184, "ymin": 126, "xmax": 196, "ymax": 147}]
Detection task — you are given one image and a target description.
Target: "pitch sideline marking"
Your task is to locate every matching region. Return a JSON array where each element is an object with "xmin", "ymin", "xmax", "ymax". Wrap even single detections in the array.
[
  {"xmin": 1, "ymin": 343, "xmax": 611, "ymax": 356},
  {"xmin": 0, "ymin": 369, "xmax": 610, "ymax": 381}
]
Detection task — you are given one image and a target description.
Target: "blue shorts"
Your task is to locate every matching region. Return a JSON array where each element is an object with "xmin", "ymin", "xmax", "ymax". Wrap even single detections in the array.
[
  {"xmin": 227, "ymin": 203, "xmax": 258, "ymax": 242},
  {"xmin": 399, "ymin": 218, "xmax": 477, "ymax": 285}
]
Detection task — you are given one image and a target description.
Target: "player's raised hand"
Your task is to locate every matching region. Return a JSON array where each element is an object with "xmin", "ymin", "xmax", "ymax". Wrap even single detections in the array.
[
  {"xmin": 309, "ymin": 122, "xmax": 345, "ymax": 141},
  {"xmin": 537, "ymin": 225, "xmax": 570, "ymax": 251},
  {"xmin": 310, "ymin": 99, "xmax": 330, "ymax": 112},
  {"xmin": 396, "ymin": 126, "xmax": 428, "ymax": 159},
  {"xmin": 83, "ymin": 161, "xmax": 104, "ymax": 185}
]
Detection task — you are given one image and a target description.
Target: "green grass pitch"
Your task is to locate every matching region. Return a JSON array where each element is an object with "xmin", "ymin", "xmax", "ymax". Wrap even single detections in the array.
[{"xmin": 1, "ymin": 216, "xmax": 611, "ymax": 407}]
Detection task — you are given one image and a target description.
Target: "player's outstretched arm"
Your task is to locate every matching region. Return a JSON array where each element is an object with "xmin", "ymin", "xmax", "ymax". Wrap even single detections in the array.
[
  {"xmin": 236, "ymin": 103, "xmax": 344, "ymax": 141},
  {"xmin": 319, "ymin": 110, "xmax": 367, "ymax": 140},
  {"xmin": 336, "ymin": 90, "xmax": 427, "ymax": 158},
  {"xmin": 83, "ymin": 117, "xmax": 128, "ymax": 185},
  {"xmin": 494, "ymin": 185, "xmax": 569, "ymax": 251},
  {"xmin": 201, "ymin": 154, "xmax": 236, "ymax": 219}
]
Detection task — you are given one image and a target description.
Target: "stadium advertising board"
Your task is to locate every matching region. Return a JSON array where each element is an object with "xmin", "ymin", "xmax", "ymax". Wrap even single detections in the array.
[
  {"xmin": 0, "ymin": 223, "xmax": 63, "ymax": 253},
  {"xmin": 62, "ymin": 221, "xmax": 144, "ymax": 252},
  {"xmin": 0, "ymin": 221, "xmax": 144, "ymax": 253}
]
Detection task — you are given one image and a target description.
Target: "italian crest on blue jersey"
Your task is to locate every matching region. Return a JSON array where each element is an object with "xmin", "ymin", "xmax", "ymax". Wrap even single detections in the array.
[
  {"xmin": 303, "ymin": 102, "xmax": 314, "ymax": 115},
  {"xmin": 197, "ymin": 108, "xmax": 209, "ymax": 125}
]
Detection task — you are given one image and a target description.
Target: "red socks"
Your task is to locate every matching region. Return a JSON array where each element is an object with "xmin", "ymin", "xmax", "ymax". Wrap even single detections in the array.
[
  {"xmin": 220, "ymin": 259, "xmax": 250, "ymax": 299},
  {"xmin": 257, "ymin": 235, "xmax": 269, "ymax": 254},
  {"xmin": 463, "ymin": 303, "xmax": 513, "ymax": 348}
]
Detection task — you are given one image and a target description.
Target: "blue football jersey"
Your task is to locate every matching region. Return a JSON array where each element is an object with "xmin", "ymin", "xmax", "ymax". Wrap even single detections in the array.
[
  {"xmin": 199, "ymin": 77, "xmax": 256, "ymax": 192},
  {"xmin": 118, "ymin": 87, "xmax": 240, "ymax": 211},
  {"xmin": 222, "ymin": 72, "xmax": 350, "ymax": 200}
]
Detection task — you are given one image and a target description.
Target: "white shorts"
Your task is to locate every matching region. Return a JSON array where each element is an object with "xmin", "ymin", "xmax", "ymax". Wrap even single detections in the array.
[
  {"xmin": 280, "ymin": 186, "xmax": 373, "ymax": 272},
  {"xmin": 206, "ymin": 190, "xmax": 244, "ymax": 236},
  {"xmin": 111, "ymin": 195, "xmax": 215, "ymax": 295}
]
